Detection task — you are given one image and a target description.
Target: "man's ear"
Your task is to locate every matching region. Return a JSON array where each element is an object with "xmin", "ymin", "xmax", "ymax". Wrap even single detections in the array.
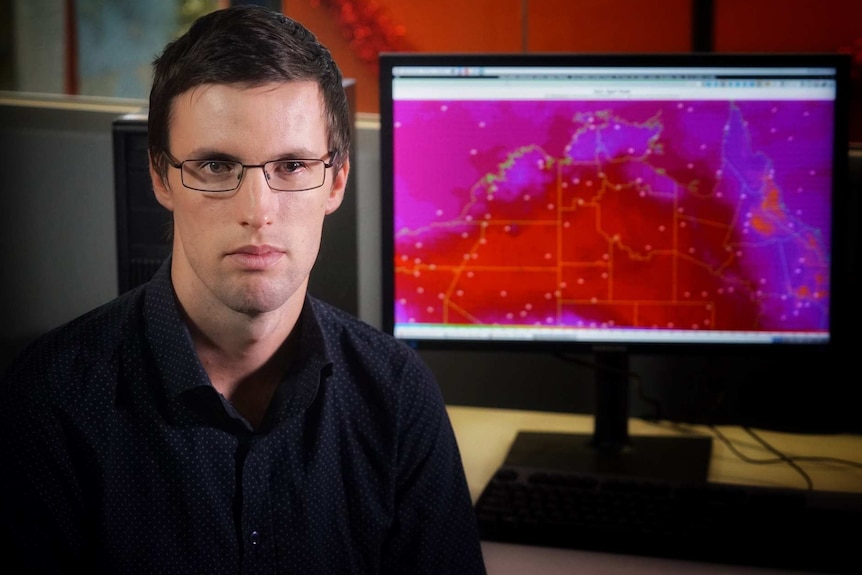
[
  {"xmin": 325, "ymin": 157, "xmax": 349, "ymax": 215},
  {"xmin": 149, "ymin": 154, "xmax": 175, "ymax": 212}
]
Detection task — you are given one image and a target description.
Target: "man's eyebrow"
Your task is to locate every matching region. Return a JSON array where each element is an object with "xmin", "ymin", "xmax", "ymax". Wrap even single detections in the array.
[
  {"xmin": 185, "ymin": 148, "xmax": 241, "ymax": 161},
  {"xmin": 183, "ymin": 148, "xmax": 323, "ymax": 161}
]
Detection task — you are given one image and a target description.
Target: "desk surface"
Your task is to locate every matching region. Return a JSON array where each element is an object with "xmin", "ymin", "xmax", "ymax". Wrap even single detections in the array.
[{"xmin": 447, "ymin": 405, "xmax": 862, "ymax": 574}]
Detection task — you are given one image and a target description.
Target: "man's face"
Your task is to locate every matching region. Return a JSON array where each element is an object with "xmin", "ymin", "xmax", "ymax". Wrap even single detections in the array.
[{"xmin": 151, "ymin": 81, "xmax": 347, "ymax": 318}]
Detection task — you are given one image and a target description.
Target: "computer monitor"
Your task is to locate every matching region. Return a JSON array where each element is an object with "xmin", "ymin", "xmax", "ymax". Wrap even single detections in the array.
[{"xmin": 378, "ymin": 52, "xmax": 851, "ymax": 484}]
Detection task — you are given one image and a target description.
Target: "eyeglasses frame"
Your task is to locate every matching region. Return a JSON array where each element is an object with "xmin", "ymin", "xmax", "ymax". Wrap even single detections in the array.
[{"xmin": 163, "ymin": 150, "xmax": 336, "ymax": 192}]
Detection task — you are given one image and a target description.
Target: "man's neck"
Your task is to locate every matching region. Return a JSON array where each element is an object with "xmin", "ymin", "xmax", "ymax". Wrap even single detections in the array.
[{"xmin": 179, "ymin": 294, "xmax": 304, "ymax": 427}]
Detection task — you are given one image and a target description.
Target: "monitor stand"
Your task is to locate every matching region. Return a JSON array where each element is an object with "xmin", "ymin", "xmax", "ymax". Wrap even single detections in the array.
[{"xmin": 501, "ymin": 349, "xmax": 712, "ymax": 484}]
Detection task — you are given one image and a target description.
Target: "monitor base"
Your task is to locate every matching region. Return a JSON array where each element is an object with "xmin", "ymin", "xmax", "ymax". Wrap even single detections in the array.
[{"xmin": 502, "ymin": 430, "xmax": 712, "ymax": 484}]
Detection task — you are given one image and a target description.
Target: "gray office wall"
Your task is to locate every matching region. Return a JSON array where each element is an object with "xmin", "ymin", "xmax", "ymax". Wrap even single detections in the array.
[{"xmin": 0, "ymin": 94, "xmax": 140, "ymax": 355}]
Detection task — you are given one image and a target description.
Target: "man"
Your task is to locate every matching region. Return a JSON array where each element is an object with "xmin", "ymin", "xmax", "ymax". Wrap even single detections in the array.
[{"xmin": 0, "ymin": 5, "xmax": 486, "ymax": 574}]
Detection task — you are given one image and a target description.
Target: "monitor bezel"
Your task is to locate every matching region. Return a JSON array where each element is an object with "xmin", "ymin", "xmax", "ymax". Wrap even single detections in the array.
[{"xmin": 378, "ymin": 52, "xmax": 851, "ymax": 357}]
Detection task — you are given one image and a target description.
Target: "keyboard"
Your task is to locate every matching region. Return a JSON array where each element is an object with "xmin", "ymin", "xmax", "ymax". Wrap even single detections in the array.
[{"xmin": 475, "ymin": 466, "xmax": 862, "ymax": 574}]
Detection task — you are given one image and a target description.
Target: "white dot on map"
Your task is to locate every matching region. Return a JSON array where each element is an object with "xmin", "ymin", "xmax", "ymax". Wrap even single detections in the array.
[
  {"xmin": 394, "ymin": 121, "xmax": 402, "ymax": 128},
  {"xmin": 506, "ymin": 312, "xmax": 514, "ymax": 320},
  {"xmin": 545, "ymin": 253, "xmax": 552, "ymax": 260},
  {"xmin": 416, "ymin": 287, "xmax": 424, "ymax": 294},
  {"xmin": 399, "ymin": 298, "xmax": 406, "ymax": 305},
  {"xmin": 457, "ymin": 289, "xmax": 464, "ymax": 296},
  {"xmin": 438, "ymin": 293, "xmax": 445, "ymax": 300},
  {"xmin": 658, "ymin": 225, "xmax": 666, "ymax": 232},
  {"xmin": 545, "ymin": 293, "xmax": 552, "ymax": 299},
  {"xmin": 413, "ymin": 270, "xmax": 420, "ymax": 277},
  {"xmin": 470, "ymin": 149, "xmax": 477, "ymax": 155},
  {"xmin": 414, "ymin": 258, "xmax": 421, "ymax": 264},
  {"xmin": 426, "ymin": 306, "xmax": 434, "ymax": 313},
  {"xmin": 500, "ymin": 290, "xmax": 507, "ymax": 297},
  {"xmin": 564, "ymin": 221, "xmax": 571, "ymax": 228},
  {"xmin": 525, "ymin": 303, "xmax": 533, "ymax": 311},
  {"xmin": 440, "ymin": 105, "xmax": 448, "ymax": 111},
  {"xmin": 467, "ymin": 271, "xmax": 474, "ymax": 278},
  {"xmin": 523, "ymin": 194, "xmax": 531, "ymax": 201},
  {"xmin": 479, "ymin": 121, "xmax": 486, "ymax": 128},
  {"xmin": 628, "ymin": 147, "xmax": 635, "ymax": 154},
  {"xmin": 436, "ymin": 209, "xmax": 443, "ymax": 217},
  {"xmin": 547, "ymin": 203, "xmax": 555, "ymax": 210},
  {"xmin": 578, "ymin": 278, "xmax": 584, "ymax": 285}
]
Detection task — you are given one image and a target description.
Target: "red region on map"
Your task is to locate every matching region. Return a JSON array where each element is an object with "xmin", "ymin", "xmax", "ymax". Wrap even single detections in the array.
[{"xmin": 393, "ymin": 100, "xmax": 832, "ymax": 334}]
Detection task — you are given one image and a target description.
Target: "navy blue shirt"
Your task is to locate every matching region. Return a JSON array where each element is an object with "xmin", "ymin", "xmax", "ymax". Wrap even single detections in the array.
[{"xmin": 0, "ymin": 260, "xmax": 486, "ymax": 574}]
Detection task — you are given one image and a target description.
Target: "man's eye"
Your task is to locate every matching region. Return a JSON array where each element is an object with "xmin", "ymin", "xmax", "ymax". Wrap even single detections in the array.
[
  {"xmin": 272, "ymin": 160, "xmax": 307, "ymax": 174},
  {"xmin": 201, "ymin": 161, "xmax": 236, "ymax": 175}
]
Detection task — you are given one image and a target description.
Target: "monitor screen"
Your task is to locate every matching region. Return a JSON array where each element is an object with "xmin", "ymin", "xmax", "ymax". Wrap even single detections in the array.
[
  {"xmin": 379, "ymin": 52, "xmax": 851, "ymax": 482},
  {"xmin": 379, "ymin": 53, "xmax": 849, "ymax": 353}
]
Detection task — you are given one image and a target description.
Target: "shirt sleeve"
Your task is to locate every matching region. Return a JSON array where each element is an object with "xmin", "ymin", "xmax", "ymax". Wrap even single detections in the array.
[
  {"xmin": 0, "ymin": 346, "xmax": 89, "ymax": 573},
  {"xmin": 381, "ymin": 351, "xmax": 487, "ymax": 575}
]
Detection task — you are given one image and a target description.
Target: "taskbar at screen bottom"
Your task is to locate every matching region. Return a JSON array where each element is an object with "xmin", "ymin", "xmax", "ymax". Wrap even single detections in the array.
[{"xmin": 392, "ymin": 324, "xmax": 829, "ymax": 345}]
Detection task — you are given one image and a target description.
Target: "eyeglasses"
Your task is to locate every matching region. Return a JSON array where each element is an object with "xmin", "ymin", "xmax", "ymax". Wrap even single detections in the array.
[{"xmin": 164, "ymin": 151, "xmax": 335, "ymax": 192}]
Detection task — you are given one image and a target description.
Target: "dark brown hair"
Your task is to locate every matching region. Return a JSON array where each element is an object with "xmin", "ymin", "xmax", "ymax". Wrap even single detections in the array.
[{"xmin": 148, "ymin": 5, "xmax": 350, "ymax": 180}]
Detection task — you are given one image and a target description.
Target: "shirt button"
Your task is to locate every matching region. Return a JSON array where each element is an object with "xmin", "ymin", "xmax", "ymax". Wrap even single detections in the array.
[{"xmin": 250, "ymin": 530, "xmax": 261, "ymax": 546}]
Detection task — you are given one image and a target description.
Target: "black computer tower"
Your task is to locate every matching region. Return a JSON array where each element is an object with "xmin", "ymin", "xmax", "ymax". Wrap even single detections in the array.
[{"xmin": 112, "ymin": 80, "xmax": 359, "ymax": 315}]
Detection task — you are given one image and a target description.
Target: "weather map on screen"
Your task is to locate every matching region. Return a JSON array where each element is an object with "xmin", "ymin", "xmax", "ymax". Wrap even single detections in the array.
[{"xmin": 389, "ymin": 65, "xmax": 837, "ymax": 345}]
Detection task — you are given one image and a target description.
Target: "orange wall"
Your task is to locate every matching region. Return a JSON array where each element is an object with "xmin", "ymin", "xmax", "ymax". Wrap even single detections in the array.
[{"xmin": 283, "ymin": 0, "xmax": 862, "ymax": 115}]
